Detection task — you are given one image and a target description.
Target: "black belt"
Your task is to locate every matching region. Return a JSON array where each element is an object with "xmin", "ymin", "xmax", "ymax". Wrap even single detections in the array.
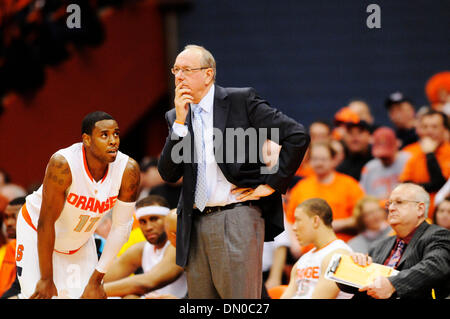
[{"xmin": 193, "ymin": 201, "xmax": 251, "ymax": 216}]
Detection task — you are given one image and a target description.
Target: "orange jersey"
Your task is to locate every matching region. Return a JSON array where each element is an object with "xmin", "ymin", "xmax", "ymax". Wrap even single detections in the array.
[
  {"xmin": 0, "ymin": 240, "xmax": 17, "ymax": 296},
  {"xmin": 286, "ymin": 172, "xmax": 365, "ymax": 242}
]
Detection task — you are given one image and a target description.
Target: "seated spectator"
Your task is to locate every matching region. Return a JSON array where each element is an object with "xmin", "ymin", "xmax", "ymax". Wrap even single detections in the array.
[
  {"xmin": 330, "ymin": 139, "xmax": 345, "ymax": 167},
  {"xmin": 296, "ymin": 120, "xmax": 333, "ymax": 178},
  {"xmin": 425, "ymin": 71, "xmax": 450, "ymax": 116},
  {"xmin": 0, "ymin": 183, "xmax": 27, "ymax": 201},
  {"xmin": 3, "ymin": 196, "xmax": 24, "ymax": 241},
  {"xmin": 149, "ymin": 178, "xmax": 182, "ymax": 210},
  {"xmin": 399, "ymin": 109, "xmax": 450, "ymax": 218},
  {"xmin": 360, "ymin": 127, "xmax": 411, "ymax": 200},
  {"xmin": 433, "ymin": 196, "xmax": 450, "ymax": 230},
  {"xmin": 348, "ymin": 196, "xmax": 392, "ymax": 254},
  {"xmin": 309, "ymin": 120, "xmax": 333, "ymax": 143},
  {"xmin": 336, "ymin": 119, "xmax": 373, "ymax": 181},
  {"xmin": 286, "ymin": 142, "xmax": 365, "ymax": 242},
  {"xmin": 348, "ymin": 99, "xmax": 375, "ymax": 127},
  {"xmin": 138, "ymin": 157, "xmax": 164, "ymax": 201},
  {"xmin": 332, "ymin": 106, "xmax": 360, "ymax": 141},
  {"xmin": 103, "ymin": 195, "xmax": 187, "ymax": 299},
  {"xmin": 281, "ymin": 198, "xmax": 353, "ymax": 299},
  {"xmin": 0, "ymin": 197, "xmax": 25, "ymax": 296},
  {"xmin": 345, "ymin": 183, "xmax": 450, "ymax": 299},
  {"xmin": 384, "ymin": 92, "xmax": 419, "ymax": 149}
]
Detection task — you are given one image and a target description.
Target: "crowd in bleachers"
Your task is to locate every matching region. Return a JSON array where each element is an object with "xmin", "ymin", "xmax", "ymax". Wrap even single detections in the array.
[{"xmin": 0, "ymin": 0, "xmax": 133, "ymax": 113}]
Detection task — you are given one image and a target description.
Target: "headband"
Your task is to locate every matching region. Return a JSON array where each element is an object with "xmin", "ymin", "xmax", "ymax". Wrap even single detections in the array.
[{"xmin": 135, "ymin": 206, "xmax": 170, "ymax": 219}]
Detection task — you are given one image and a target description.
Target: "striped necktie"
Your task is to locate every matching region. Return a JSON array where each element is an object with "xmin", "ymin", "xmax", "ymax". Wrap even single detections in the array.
[{"xmin": 192, "ymin": 104, "xmax": 208, "ymax": 211}]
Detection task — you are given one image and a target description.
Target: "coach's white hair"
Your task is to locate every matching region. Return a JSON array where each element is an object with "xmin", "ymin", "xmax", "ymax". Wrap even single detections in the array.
[{"xmin": 184, "ymin": 44, "xmax": 216, "ymax": 80}]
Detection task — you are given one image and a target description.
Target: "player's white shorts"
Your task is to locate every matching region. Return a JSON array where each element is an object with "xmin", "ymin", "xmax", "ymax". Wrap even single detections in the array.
[{"xmin": 16, "ymin": 206, "xmax": 98, "ymax": 299}]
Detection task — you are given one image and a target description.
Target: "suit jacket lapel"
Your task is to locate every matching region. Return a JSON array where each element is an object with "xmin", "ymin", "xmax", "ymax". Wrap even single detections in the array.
[
  {"xmin": 397, "ymin": 221, "xmax": 429, "ymax": 268},
  {"xmin": 375, "ymin": 236, "xmax": 397, "ymax": 265},
  {"xmin": 185, "ymin": 105, "xmax": 197, "ymax": 180},
  {"xmin": 213, "ymin": 85, "xmax": 230, "ymax": 159}
]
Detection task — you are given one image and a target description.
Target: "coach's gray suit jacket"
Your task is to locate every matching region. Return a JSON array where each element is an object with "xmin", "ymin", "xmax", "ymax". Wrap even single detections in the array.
[{"xmin": 351, "ymin": 221, "xmax": 450, "ymax": 299}]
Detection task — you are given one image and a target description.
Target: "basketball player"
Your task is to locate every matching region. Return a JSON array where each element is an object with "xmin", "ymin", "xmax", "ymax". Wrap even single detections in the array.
[
  {"xmin": 103, "ymin": 195, "xmax": 186, "ymax": 298},
  {"xmin": 281, "ymin": 198, "xmax": 353, "ymax": 299},
  {"xmin": 15, "ymin": 111, "xmax": 140, "ymax": 299}
]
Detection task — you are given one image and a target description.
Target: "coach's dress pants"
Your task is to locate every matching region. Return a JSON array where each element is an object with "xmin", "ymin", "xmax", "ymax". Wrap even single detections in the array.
[{"xmin": 185, "ymin": 204, "xmax": 265, "ymax": 299}]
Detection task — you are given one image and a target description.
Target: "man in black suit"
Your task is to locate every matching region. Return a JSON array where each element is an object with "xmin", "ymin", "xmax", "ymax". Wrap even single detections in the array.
[
  {"xmin": 349, "ymin": 183, "xmax": 450, "ymax": 299},
  {"xmin": 158, "ymin": 45, "xmax": 309, "ymax": 298}
]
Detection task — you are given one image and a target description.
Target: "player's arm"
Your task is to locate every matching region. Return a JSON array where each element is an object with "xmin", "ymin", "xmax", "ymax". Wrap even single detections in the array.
[
  {"xmin": 265, "ymin": 246, "xmax": 287, "ymax": 289},
  {"xmin": 30, "ymin": 154, "xmax": 72, "ymax": 299},
  {"xmin": 104, "ymin": 244, "xmax": 184, "ymax": 297},
  {"xmin": 117, "ymin": 157, "xmax": 141, "ymax": 203},
  {"xmin": 280, "ymin": 260, "xmax": 299, "ymax": 299},
  {"xmin": 103, "ymin": 241, "xmax": 145, "ymax": 283},
  {"xmin": 81, "ymin": 158, "xmax": 140, "ymax": 298},
  {"xmin": 311, "ymin": 249, "xmax": 350, "ymax": 299}
]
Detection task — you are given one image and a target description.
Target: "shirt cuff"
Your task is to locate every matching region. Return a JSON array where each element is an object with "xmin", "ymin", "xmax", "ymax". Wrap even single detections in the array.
[{"xmin": 172, "ymin": 121, "xmax": 188, "ymax": 137}]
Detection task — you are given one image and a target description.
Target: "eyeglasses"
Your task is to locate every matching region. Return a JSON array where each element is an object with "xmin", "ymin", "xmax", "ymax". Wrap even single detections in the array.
[
  {"xmin": 385, "ymin": 199, "xmax": 422, "ymax": 210},
  {"xmin": 171, "ymin": 67, "xmax": 209, "ymax": 75}
]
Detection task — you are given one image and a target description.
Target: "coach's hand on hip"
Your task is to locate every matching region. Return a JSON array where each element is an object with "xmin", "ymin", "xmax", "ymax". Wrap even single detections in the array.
[{"xmin": 232, "ymin": 184, "xmax": 275, "ymax": 201}]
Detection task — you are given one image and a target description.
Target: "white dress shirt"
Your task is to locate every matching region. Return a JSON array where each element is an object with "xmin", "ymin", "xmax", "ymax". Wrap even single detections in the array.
[{"xmin": 172, "ymin": 85, "xmax": 240, "ymax": 207}]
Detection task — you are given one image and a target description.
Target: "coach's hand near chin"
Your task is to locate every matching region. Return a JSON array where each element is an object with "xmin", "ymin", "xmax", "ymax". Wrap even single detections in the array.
[
  {"xmin": 81, "ymin": 270, "xmax": 107, "ymax": 299},
  {"xmin": 174, "ymin": 82, "xmax": 192, "ymax": 124}
]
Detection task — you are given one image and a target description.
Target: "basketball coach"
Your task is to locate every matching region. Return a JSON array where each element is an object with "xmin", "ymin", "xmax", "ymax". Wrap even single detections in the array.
[{"xmin": 158, "ymin": 44, "xmax": 310, "ymax": 298}]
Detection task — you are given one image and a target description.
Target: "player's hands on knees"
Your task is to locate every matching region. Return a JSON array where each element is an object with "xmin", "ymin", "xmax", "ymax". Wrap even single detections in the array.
[
  {"xmin": 350, "ymin": 252, "xmax": 372, "ymax": 267},
  {"xmin": 81, "ymin": 269, "xmax": 107, "ymax": 299},
  {"xmin": 30, "ymin": 278, "xmax": 58, "ymax": 299},
  {"xmin": 80, "ymin": 281, "xmax": 107, "ymax": 299}
]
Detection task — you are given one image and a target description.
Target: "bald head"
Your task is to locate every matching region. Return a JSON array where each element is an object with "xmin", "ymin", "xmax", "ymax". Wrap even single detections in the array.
[
  {"xmin": 386, "ymin": 183, "xmax": 430, "ymax": 237},
  {"xmin": 393, "ymin": 183, "xmax": 430, "ymax": 218}
]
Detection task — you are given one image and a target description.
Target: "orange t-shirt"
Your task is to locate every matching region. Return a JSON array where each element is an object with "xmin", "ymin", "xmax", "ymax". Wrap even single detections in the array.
[
  {"xmin": 286, "ymin": 172, "xmax": 365, "ymax": 242},
  {"xmin": 402, "ymin": 141, "xmax": 421, "ymax": 156},
  {"xmin": 399, "ymin": 142, "xmax": 450, "ymax": 217},
  {"xmin": 0, "ymin": 239, "xmax": 17, "ymax": 296}
]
